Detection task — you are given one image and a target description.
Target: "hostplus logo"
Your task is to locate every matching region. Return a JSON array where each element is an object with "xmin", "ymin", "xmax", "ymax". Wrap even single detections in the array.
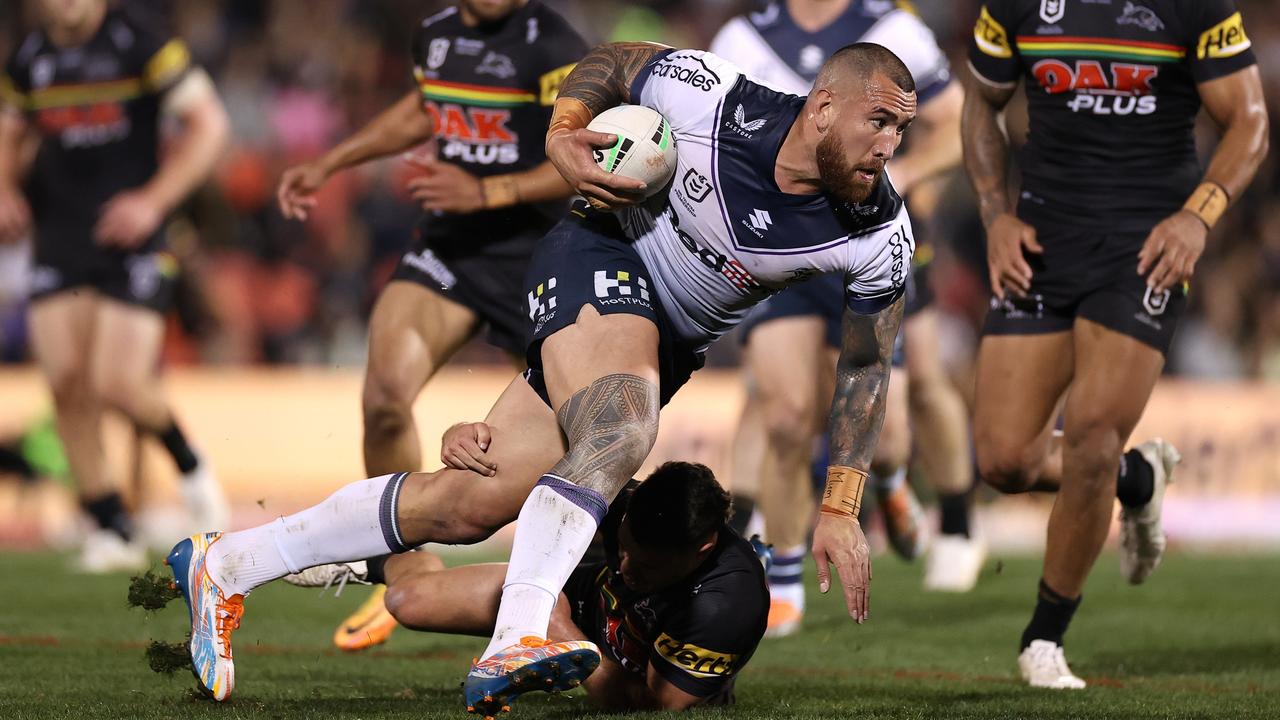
[
  {"xmin": 594, "ymin": 270, "xmax": 651, "ymax": 308},
  {"xmin": 528, "ymin": 277, "xmax": 557, "ymax": 333}
]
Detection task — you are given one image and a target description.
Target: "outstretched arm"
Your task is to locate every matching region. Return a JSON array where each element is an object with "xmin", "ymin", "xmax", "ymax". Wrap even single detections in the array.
[
  {"xmin": 812, "ymin": 295, "xmax": 905, "ymax": 624},
  {"xmin": 544, "ymin": 42, "xmax": 667, "ymax": 209}
]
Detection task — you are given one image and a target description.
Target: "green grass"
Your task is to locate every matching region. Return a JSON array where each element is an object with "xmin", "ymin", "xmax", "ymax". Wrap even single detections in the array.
[{"xmin": 0, "ymin": 550, "xmax": 1277, "ymax": 719}]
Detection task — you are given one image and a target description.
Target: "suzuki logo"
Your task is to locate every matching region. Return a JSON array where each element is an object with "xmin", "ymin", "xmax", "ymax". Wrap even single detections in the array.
[{"xmin": 748, "ymin": 209, "xmax": 772, "ymax": 232}]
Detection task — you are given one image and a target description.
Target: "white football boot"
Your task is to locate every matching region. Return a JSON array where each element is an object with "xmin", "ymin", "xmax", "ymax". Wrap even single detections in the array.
[
  {"xmin": 1119, "ymin": 438, "xmax": 1180, "ymax": 585},
  {"xmin": 282, "ymin": 561, "xmax": 371, "ymax": 593},
  {"xmin": 923, "ymin": 535, "xmax": 987, "ymax": 592},
  {"xmin": 1018, "ymin": 639, "xmax": 1086, "ymax": 689},
  {"xmin": 76, "ymin": 529, "xmax": 147, "ymax": 573}
]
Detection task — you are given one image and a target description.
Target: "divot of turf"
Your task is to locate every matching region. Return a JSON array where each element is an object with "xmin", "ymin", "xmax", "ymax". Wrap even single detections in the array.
[
  {"xmin": 128, "ymin": 570, "xmax": 182, "ymax": 611},
  {"xmin": 146, "ymin": 638, "xmax": 193, "ymax": 675}
]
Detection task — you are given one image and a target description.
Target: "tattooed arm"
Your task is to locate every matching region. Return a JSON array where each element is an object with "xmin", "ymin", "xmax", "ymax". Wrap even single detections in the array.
[
  {"xmin": 811, "ymin": 296, "xmax": 905, "ymax": 624},
  {"xmin": 961, "ymin": 70, "xmax": 1040, "ymax": 301},
  {"xmin": 544, "ymin": 42, "xmax": 668, "ymax": 209}
]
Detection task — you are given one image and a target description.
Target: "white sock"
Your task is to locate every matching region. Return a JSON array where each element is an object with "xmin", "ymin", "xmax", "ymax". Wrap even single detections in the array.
[
  {"xmin": 768, "ymin": 544, "xmax": 807, "ymax": 610},
  {"xmin": 207, "ymin": 473, "xmax": 412, "ymax": 596},
  {"xmin": 481, "ymin": 476, "xmax": 608, "ymax": 659},
  {"xmin": 875, "ymin": 467, "xmax": 907, "ymax": 494}
]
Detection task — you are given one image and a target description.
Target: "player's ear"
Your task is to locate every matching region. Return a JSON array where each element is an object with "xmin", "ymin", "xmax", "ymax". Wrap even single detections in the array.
[{"xmin": 810, "ymin": 88, "xmax": 835, "ymax": 134}]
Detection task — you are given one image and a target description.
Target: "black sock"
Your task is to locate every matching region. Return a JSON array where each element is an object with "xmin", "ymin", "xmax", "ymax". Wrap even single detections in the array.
[
  {"xmin": 939, "ymin": 491, "xmax": 971, "ymax": 538},
  {"xmin": 365, "ymin": 554, "xmax": 391, "ymax": 586},
  {"xmin": 1116, "ymin": 449, "xmax": 1155, "ymax": 508},
  {"xmin": 1020, "ymin": 579, "xmax": 1081, "ymax": 650},
  {"xmin": 83, "ymin": 492, "xmax": 134, "ymax": 542},
  {"xmin": 158, "ymin": 422, "xmax": 200, "ymax": 475},
  {"xmin": 728, "ymin": 494, "xmax": 757, "ymax": 537}
]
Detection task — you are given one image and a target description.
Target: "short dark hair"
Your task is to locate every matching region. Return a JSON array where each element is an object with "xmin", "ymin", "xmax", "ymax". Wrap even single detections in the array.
[
  {"xmin": 626, "ymin": 462, "xmax": 731, "ymax": 550},
  {"xmin": 821, "ymin": 42, "xmax": 916, "ymax": 94}
]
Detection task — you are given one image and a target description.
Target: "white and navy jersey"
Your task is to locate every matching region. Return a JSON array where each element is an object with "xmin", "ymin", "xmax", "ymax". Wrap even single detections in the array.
[
  {"xmin": 621, "ymin": 49, "xmax": 914, "ymax": 351},
  {"xmin": 709, "ymin": 0, "xmax": 951, "ymax": 102}
]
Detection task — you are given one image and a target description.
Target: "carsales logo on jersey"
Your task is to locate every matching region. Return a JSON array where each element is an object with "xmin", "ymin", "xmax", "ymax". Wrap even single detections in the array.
[
  {"xmin": 424, "ymin": 101, "xmax": 519, "ymax": 164},
  {"xmin": 1033, "ymin": 59, "xmax": 1159, "ymax": 115}
]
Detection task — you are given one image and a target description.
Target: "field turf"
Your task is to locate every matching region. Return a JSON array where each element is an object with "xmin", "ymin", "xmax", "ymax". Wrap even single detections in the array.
[{"xmin": 0, "ymin": 549, "xmax": 1276, "ymax": 719}]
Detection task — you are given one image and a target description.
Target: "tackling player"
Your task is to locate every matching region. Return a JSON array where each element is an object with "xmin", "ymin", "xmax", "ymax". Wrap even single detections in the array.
[
  {"xmin": 0, "ymin": 0, "xmax": 230, "ymax": 571},
  {"xmin": 964, "ymin": 0, "xmax": 1268, "ymax": 688},
  {"xmin": 161, "ymin": 42, "xmax": 917, "ymax": 714},
  {"xmin": 275, "ymin": 0, "xmax": 587, "ymax": 649},
  {"xmin": 709, "ymin": 0, "xmax": 980, "ymax": 636},
  {"xmin": 341, "ymin": 455, "xmax": 768, "ymax": 711}
]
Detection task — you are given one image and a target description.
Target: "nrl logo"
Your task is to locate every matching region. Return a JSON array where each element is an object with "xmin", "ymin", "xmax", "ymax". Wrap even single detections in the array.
[{"xmin": 1040, "ymin": 0, "xmax": 1065, "ymax": 24}]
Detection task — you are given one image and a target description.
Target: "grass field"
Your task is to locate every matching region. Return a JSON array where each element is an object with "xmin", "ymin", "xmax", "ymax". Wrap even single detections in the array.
[{"xmin": 1, "ymin": 549, "xmax": 1277, "ymax": 719}]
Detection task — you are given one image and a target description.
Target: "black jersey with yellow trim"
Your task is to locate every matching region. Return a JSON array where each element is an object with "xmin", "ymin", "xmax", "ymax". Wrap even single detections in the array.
[
  {"xmin": 409, "ymin": 1, "xmax": 588, "ymax": 234},
  {"xmin": 2, "ymin": 6, "xmax": 191, "ymax": 252},
  {"xmin": 570, "ymin": 483, "xmax": 769, "ymax": 698},
  {"xmin": 968, "ymin": 0, "xmax": 1256, "ymax": 231}
]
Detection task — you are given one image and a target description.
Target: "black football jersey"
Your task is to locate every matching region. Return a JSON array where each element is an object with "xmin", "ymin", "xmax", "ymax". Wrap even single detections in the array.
[
  {"xmin": 571, "ymin": 483, "xmax": 769, "ymax": 698},
  {"xmin": 968, "ymin": 0, "xmax": 1256, "ymax": 230},
  {"xmin": 1, "ymin": 7, "xmax": 191, "ymax": 254},
  {"xmin": 410, "ymin": 1, "xmax": 588, "ymax": 233}
]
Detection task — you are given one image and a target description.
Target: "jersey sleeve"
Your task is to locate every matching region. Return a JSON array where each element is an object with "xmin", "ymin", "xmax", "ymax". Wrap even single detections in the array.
[
  {"xmin": 126, "ymin": 11, "xmax": 192, "ymax": 96},
  {"xmin": 1187, "ymin": 0, "xmax": 1256, "ymax": 83},
  {"xmin": 629, "ymin": 49, "xmax": 743, "ymax": 138},
  {"xmin": 647, "ymin": 578, "xmax": 764, "ymax": 696},
  {"xmin": 843, "ymin": 199, "xmax": 914, "ymax": 315},
  {"xmin": 862, "ymin": 9, "xmax": 952, "ymax": 104},
  {"xmin": 967, "ymin": 1, "xmax": 1021, "ymax": 87},
  {"xmin": 536, "ymin": 15, "xmax": 590, "ymax": 106}
]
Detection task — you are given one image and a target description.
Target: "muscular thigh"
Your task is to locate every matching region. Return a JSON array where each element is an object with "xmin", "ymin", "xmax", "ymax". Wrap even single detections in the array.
[
  {"xmin": 397, "ymin": 376, "xmax": 569, "ymax": 542},
  {"xmin": 364, "ymin": 281, "xmax": 480, "ymax": 405},
  {"xmin": 746, "ymin": 317, "xmax": 829, "ymax": 435},
  {"xmin": 539, "ymin": 306, "xmax": 660, "ymax": 412},
  {"xmin": 1062, "ymin": 318, "xmax": 1164, "ymax": 446},
  {"xmin": 89, "ymin": 298, "xmax": 165, "ymax": 391},
  {"xmin": 974, "ymin": 332, "xmax": 1075, "ymax": 465},
  {"xmin": 29, "ymin": 292, "xmax": 100, "ymax": 390}
]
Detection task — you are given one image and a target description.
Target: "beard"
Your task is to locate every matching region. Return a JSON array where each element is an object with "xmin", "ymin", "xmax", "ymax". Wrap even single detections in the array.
[{"xmin": 816, "ymin": 132, "xmax": 879, "ymax": 206}]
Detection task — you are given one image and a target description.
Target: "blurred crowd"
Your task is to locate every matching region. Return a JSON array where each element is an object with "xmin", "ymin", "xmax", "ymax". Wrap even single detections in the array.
[{"xmin": 1, "ymin": 0, "xmax": 1278, "ymax": 377}]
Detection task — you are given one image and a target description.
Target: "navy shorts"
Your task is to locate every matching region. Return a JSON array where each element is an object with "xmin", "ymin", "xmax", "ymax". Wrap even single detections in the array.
[
  {"xmin": 390, "ymin": 216, "xmax": 548, "ymax": 356},
  {"xmin": 981, "ymin": 223, "xmax": 1185, "ymax": 355},
  {"xmin": 29, "ymin": 249, "xmax": 179, "ymax": 314},
  {"xmin": 738, "ymin": 264, "xmax": 920, "ymax": 366},
  {"xmin": 522, "ymin": 205, "xmax": 705, "ymax": 409}
]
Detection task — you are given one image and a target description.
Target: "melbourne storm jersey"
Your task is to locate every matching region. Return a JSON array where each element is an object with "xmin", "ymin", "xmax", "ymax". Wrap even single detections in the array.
[
  {"xmin": 410, "ymin": 2, "xmax": 587, "ymax": 230},
  {"xmin": 0, "ymin": 7, "xmax": 191, "ymax": 254},
  {"xmin": 969, "ymin": 0, "xmax": 1257, "ymax": 230},
  {"xmin": 570, "ymin": 485, "xmax": 768, "ymax": 699},
  {"xmin": 620, "ymin": 49, "xmax": 914, "ymax": 350},
  {"xmin": 710, "ymin": 0, "xmax": 952, "ymax": 102}
]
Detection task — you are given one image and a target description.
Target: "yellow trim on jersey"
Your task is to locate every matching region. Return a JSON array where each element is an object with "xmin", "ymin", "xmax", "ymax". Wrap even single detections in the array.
[
  {"xmin": 652, "ymin": 633, "xmax": 739, "ymax": 679},
  {"xmin": 143, "ymin": 39, "xmax": 192, "ymax": 91},
  {"xmin": 27, "ymin": 78, "xmax": 144, "ymax": 110},
  {"xmin": 0, "ymin": 74, "xmax": 26, "ymax": 111},
  {"xmin": 538, "ymin": 62, "xmax": 576, "ymax": 106},
  {"xmin": 974, "ymin": 6, "xmax": 1013, "ymax": 59},
  {"xmin": 1197, "ymin": 12, "xmax": 1251, "ymax": 60}
]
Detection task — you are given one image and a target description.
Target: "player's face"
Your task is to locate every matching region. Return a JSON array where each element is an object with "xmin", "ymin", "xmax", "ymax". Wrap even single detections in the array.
[
  {"xmin": 616, "ymin": 518, "xmax": 713, "ymax": 594},
  {"xmin": 458, "ymin": 0, "xmax": 525, "ymax": 24},
  {"xmin": 39, "ymin": 0, "xmax": 104, "ymax": 29},
  {"xmin": 818, "ymin": 72, "xmax": 916, "ymax": 205}
]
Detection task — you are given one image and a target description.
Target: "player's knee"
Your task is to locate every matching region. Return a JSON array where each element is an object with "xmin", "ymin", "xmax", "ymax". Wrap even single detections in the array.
[
  {"xmin": 91, "ymin": 372, "xmax": 144, "ymax": 417},
  {"xmin": 872, "ymin": 415, "xmax": 911, "ymax": 475},
  {"xmin": 362, "ymin": 381, "xmax": 415, "ymax": 440},
  {"xmin": 761, "ymin": 397, "xmax": 817, "ymax": 450},
  {"xmin": 977, "ymin": 441, "xmax": 1038, "ymax": 494},
  {"xmin": 45, "ymin": 365, "xmax": 92, "ymax": 409},
  {"xmin": 383, "ymin": 581, "xmax": 428, "ymax": 630},
  {"xmin": 1063, "ymin": 419, "xmax": 1123, "ymax": 489}
]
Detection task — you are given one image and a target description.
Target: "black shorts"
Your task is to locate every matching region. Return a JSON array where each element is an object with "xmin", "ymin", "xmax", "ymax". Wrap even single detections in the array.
[
  {"xmin": 981, "ymin": 223, "xmax": 1186, "ymax": 355},
  {"xmin": 522, "ymin": 207, "xmax": 705, "ymax": 408},
  {"xmin": 737, "ymin": 266, "xmax": 918, "ymax": 367},
  {"xmin": 29, "ymin": 249, "xmax": 179, "ymax": 313},
  {"xmin": 390, "ymin": 218, "xmax": 545, "ymax": 356}
]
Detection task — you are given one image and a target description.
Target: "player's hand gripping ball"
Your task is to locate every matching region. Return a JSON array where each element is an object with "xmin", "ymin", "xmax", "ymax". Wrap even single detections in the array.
[{"xmin": 586, "ymin": 105, "xmax": 678, "ymax": 201}]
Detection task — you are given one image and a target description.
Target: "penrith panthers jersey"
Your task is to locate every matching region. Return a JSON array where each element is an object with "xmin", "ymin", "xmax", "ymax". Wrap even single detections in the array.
[
  {"xmin": 969, "ymin": 0, "xmax": 1257, "ymax": 230},
  {"xmin": 620, "ymin": 49, "xmax": 915, "ymax": 351}
]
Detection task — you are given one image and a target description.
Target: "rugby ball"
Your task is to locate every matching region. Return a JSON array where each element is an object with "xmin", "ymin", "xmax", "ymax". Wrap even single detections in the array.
[{"xmin": 587, "ymin": 105, "xmax": 677, "ymax": 198}]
